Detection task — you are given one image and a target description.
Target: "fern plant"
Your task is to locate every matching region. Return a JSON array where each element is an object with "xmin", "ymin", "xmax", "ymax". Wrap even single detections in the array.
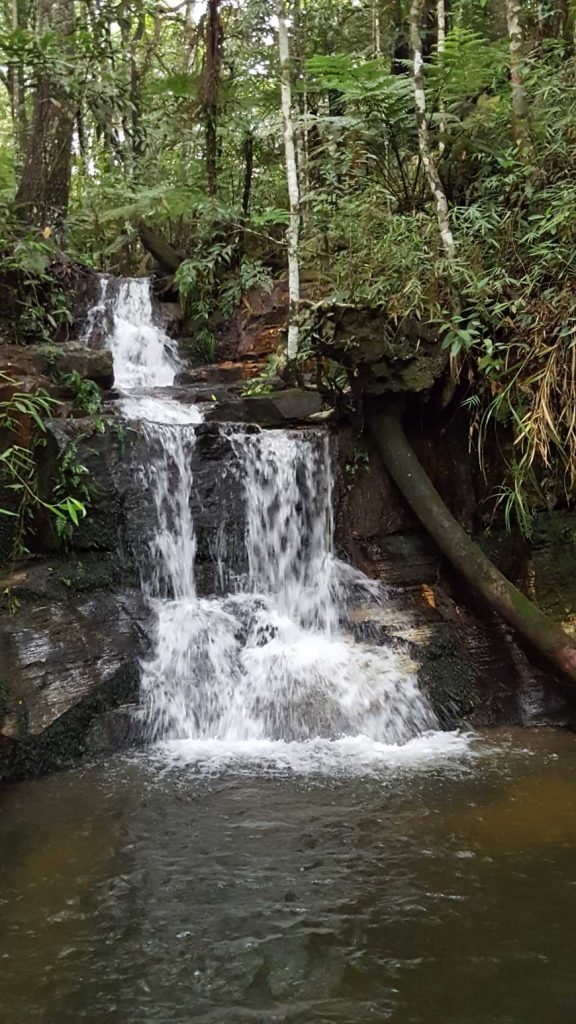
[{"xmin": 0, "ymin": 376, "xmax": 87, "ymax": 559}]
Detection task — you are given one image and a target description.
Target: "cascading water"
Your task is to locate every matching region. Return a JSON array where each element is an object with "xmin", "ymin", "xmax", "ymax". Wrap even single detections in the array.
[
  {"xmin": 91, "ymin": 276, "xmax": 180, "ymax": 390},
  {"xmin": 87, "ymin": 276, "xmax": 455, "ymax": 768}
]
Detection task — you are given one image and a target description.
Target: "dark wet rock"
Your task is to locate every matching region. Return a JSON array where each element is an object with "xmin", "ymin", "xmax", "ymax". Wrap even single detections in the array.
[
  {"xmin": 34, "ymin": 417, "xmax": 131, "ymax": 554},
  {"xmin": 157, "ymin": 300, "xmax": 184, "ymax": 336},
  {"xmin": 0, "ymin": 587, "xmax": 147, "ymax": 779},
  {"xmin": 242, "ymin": 389, "xmax": 323, "ymax": 426},
  {"xmin": 84, "ymin": 704, "xmax": 141, "ymax": 755},
  {"xmin": 0, "ymin": 552, "xmax": 137, "ymax": 601},
  {"xmin": 175, "ymin": 360, "xmax": 271, "ymax": 386},
  {"xmin": 121, "ymin": 422, "xmax": 258, "ymax": 594},
  {"xmin": 0, "ymin": 342, "xmax": 114, "ymax": 390},
  {"xmin": 314, "ymin": 305, "xmax": 448, "ymax": 395},
  {"xmin": 336, "ymin": 423, "xmax": 576, "ymax": 729},
  {"xmin": 202, "ymin": 397, "xmax": 249, "ymax": 423},
  {"xmin": 72, "ymin": 266, "xmax": 106, "ymax": 336}
]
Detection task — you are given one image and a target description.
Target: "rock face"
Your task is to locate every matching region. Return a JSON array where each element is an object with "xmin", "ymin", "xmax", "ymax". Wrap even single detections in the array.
[
  {"xmin": 334, "ymin": 424, "xmax": 576, "ymax": 730},
  {"xmin": 315, "ymin": 306, "xmax": 448, "ymax": 394},
  {"xmin": 0, "ymin": 342, "xmax": 114, "ymax": 390},
  {"xmin": 124, "ymin": 421, "xmax": 255, "ymax": 593},
  {"xmin": 215, "ymin": 280, "xmax": 291, "ymax": 362},
  {"xmin": 0, "ymin": 413, "xmax": 256, "ymax": 778},
  {"xmin": 0, "ymin": 559, "xmax": 147, "ymax": 778}
]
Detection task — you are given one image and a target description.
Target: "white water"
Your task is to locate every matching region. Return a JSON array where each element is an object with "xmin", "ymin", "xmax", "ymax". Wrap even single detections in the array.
[
  {"xmin": 89, "ymin": 276, "xmax": 468, "ymax": 770},
  {"xmin": 95, "ymin": 277, "xmax": 180, "ymax": 390}
]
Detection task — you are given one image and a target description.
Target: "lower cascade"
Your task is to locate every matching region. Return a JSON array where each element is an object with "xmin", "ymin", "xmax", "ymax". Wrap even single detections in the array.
[{"xmin": 95, "ymin": 277, "xmax": 439, "ymax": 755}]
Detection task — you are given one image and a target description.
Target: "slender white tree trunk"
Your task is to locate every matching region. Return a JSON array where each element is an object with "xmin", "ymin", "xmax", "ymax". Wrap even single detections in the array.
[
  {"xmin": 293, "ymin": 0, "xmax": 312, "ymax": 235},
  {"xmin": 372, "ymin": 0, "xmax": 381, "ymax": 56},
  {"xmin": 277, "ymin": 0, "xmax": 301, "ymax": 362},
  {"xmin": 437, "ymin": 0, "xmax": 446, "ymax": 152},
  {"xmin": 409, "ymin": 0, "xmax": 455, "ymax": 260},
  {"xmin": 505, "ymin": 0, "xmax": 529, "ymax": 140}
]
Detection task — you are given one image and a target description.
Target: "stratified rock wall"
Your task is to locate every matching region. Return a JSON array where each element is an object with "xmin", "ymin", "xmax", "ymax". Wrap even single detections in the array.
[{"xmin": 333, "ymin": 423, "xmax": 576, "ymax": 730}]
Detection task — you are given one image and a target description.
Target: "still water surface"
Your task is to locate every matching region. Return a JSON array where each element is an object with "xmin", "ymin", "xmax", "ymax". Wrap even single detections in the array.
[{"xmin": 1, "ymin": 729, "xmax": 576, "ymax": 1023}]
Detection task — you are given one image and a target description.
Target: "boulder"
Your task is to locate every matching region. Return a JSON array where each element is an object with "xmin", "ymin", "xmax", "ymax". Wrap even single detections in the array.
[
  {"xmin": 157, "ymin": 301, "xmax": 184, "ymax": 336},
  {"xmin": 0, "ymin": 584, "xmax": 147, "ymax": 778},
  {"xmin": 314, "ymin": 305, "xmax": 448, "ymax": 395},
  {"xmin": 242, "ymin": 388, "xmax": 323, "ymax": 426},
  {"xmin": 216, "ymin": 280, "xmax": 289, "ymax": 361}
]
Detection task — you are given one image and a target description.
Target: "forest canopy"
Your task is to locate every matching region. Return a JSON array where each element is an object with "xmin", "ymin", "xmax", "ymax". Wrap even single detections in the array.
[{"xmin": 1, "ymin": 0, "xmax": 576, "ymax": 532}]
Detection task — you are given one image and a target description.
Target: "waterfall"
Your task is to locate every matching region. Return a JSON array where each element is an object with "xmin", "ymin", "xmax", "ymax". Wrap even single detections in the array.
[
  {"xmin": 87, "ymin": 276, "xmax": 180, "ymax": 390},
  {"xmin": 89, "ymin": 276, "xmax": 443, "ymax": 763}
]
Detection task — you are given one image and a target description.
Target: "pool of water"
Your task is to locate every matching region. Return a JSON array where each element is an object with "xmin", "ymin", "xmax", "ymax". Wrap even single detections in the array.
[{"xmin": 2, "ymin": 728, "xmax": 576, "ymax": 1023}]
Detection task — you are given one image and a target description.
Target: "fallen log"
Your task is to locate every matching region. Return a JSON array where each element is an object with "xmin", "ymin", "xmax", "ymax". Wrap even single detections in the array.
[{"xmin": 369, "ymin": 406, "xmax": 576, "ymax": 686}]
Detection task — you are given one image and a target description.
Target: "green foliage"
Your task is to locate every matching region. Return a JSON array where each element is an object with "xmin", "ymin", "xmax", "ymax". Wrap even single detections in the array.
[
  {"xmin": 60, "ymin": 371, "xmax": 102, "ymax": 414},
  {"xmin": 0, "ymin": 223, "xmax": 74, "ymax": 342},
  {"xmin": 241, "ymin": 353, "xmax": 282, "ymax": 396},
  {"xmin": 345, "ymin": 446, "xmax": 369, "ymax": 487},
  {"xmin": 0, "ymin": 375, "xmax": 87, "ymax": 558},
  {"xmin": 1, "ymin": 0, "xmax": 576, "ymax": 540},
  {"xmin": 176, "ymin": 244, "xmax": 272, "ymax": 364},
  {"xmin": 53, "ymin": 439, "xmax": 93, "ymax": 542}
]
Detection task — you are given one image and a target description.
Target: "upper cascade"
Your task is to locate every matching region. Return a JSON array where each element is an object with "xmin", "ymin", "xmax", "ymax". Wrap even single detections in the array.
[{"xmin": 89, "ymin": 276, "xmax": 181, "ymax": 391}]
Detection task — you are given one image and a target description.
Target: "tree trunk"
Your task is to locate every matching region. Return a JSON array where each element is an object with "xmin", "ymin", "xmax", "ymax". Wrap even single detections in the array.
[
  {"xmin": 293, "ymin": 0, "xmax": 312, "ymax": 235},
  {"xmin": 200, "ymin": 0, "xmax": 222, "ymax": 198},
  {"xmin": 372, "ymin": 0, "xmax": 382, "ymax": 56},
  {"xmin": 8, "ymin": 0, "xmax": 29, "ymax": 169},
  {"xmin": 241, "ymin": 131, "xmax": 254, "ymax": 222},
  {"xmin": 137, "ymin": 221, "xmax": 182, "ymax": 274},
  {"xmin": 409, "ymin": 0, "xmax": 455, "ymax": 259},
  {"xmin": 369, "ymin": 407, "xmax": 576, "ymax": 686},
  {"xmin": 505, "ymin": 0, "xmax": 529, "ymax": 140},
  {"xmin": 436, "ymin": 0, "xmax": 446, "ymax": 153},
  {"xmin": 277, "ymin": 0, "xmax": 301, "ymax": 362},
  {"xmin": 15, "ymin": 0, "xmax": 76, "ymax": 229}
]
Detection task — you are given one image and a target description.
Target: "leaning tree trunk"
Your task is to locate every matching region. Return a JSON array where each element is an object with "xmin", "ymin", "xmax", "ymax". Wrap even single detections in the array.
[
  {"xmin": 369, "ymin": 407, "xmax": 576, "ymax": 685},
  {"xmin": 278, "ymin": 0, "xmax": 301, "ymax": 362},
  {"xmin": 15, "ymin": 0, "xmax": 76, "ymax": 229},
  {"xmin": 137, "ymin": 221, "xmax": 182, "ymax": 274},
  {"xmin": 409, "ymin": 0, "xmax": 455, "ymax": 259}
]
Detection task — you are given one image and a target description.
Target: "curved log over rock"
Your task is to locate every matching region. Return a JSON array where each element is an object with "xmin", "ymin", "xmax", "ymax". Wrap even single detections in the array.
[{"xmin": 369, "ymin": 407, "xmax": 576, "ymax": 687}]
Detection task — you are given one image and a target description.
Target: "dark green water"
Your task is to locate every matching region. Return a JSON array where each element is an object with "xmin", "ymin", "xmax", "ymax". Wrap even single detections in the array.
[{"xmin": 1, "ymin": 729, "xmax": 576, "ymax": 1023}]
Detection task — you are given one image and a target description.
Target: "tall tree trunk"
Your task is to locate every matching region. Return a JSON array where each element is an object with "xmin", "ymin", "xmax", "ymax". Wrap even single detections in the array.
[
  {"xmin": 277, "ymin": 0, "xmax": 301, "ymax": 362},
  {"xmin": 200, "ymin": 0, "xmax": 222, "ymax": 198},
  {"xmin": 8, "ymin": 0, "xmax": 29, "ymax": 169},
  {"xmin": 372, "ymin": 0, "xmax": 382, "ymax": 56},
  {"xmin": 369, "ymin": 408, "xmax": 576, "ymax": 686},
  {"xmin": 409, "ymin": 0, "xmax": 455, "ymax": 258},
  {"xmin": 436, "ymin": 0, "xmax": 446, "ymax": 153},
  {"xmin": 241, "ymin": 130, "xmax": 254, "ymax": 222},
  {"xmin": 15, "ymin": 0, "xmax": 76, "ymax": 229},
  {"xmin": 505, "ymin": 0, "xmax": 529, "ymax": 141},
  {"xmin": 293, "ymin": 0, "xmax": 312, "ymax": 235},
  {"xmin": 129, "ymin": 8, "xmax": 146, "ymax": 168}
]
